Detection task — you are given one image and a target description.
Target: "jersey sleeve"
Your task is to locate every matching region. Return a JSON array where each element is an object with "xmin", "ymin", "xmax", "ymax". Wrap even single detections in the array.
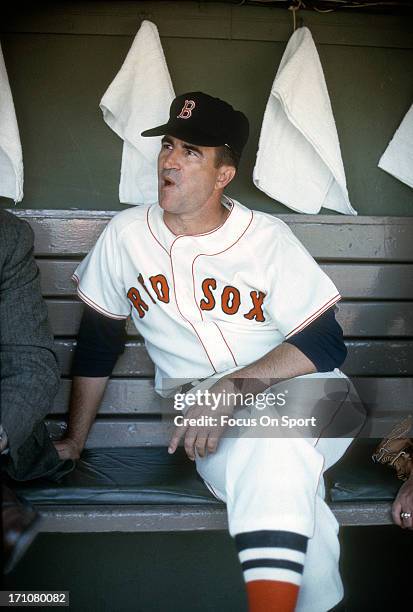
[
  {"xmin": 267, "ymin": 226, "xmax": 341, "ymax": 339},
  {"xmin": 72, "ymin": 220, "xmax": 130, "ymax": 320}
]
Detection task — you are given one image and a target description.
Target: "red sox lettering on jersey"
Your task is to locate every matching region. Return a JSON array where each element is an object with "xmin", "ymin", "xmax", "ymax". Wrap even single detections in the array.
[
  {"xmin": 127, "ymin": 273, "xmax": 266, "ymax": 322},
  {"xmin": 73, "ymin": 197, "xmax": 340, "ymax": 395}
]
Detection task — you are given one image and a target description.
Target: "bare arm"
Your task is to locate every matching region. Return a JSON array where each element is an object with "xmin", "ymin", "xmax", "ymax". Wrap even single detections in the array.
[
  {"xmin": 54, "ymin": 376, "xmax": 109, "ymax": 460},
  {"xmin": 54, "ymin": 307, "xmax": 127, "ymax": 460},
  {"xmin": 230, "ymin": 342, "xmax": 316, "ymax": 389}
]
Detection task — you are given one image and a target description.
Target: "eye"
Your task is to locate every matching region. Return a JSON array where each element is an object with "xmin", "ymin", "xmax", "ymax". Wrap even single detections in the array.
[
  {"xmin": 162, "ymin": 142, "xmax": 173, "ymax": 150},
  {"xmin": 185, "ymin": 149, "xmax": 197, "ymax": 157}
]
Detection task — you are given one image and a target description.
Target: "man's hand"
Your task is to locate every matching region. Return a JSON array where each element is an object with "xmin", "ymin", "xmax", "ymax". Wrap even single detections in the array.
[
  {"xmin": 53, "ymin": 438, "xmax": 82, "ymax": 461},
  {"xmin": 168, "ymin": 378, "xmax": 236, "ymax": 461},
  {"xmin": 392, "ymin": 474, "xmax": 413, "ymax": 529},
  {"xmin": 54, "ymin": 375, "xmax": 109, "ymax": 462}
]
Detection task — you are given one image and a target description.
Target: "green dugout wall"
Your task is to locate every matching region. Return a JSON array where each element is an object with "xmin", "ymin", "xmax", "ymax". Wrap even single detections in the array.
[{"xmin": 1, "ymin": 1, "xmax": 412, "ymax": 215}]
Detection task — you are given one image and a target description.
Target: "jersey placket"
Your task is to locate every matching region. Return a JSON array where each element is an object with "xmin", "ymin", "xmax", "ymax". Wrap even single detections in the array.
[{"xmin": 170, "ymin": 236, "xmax": 237, "ymax": 373}]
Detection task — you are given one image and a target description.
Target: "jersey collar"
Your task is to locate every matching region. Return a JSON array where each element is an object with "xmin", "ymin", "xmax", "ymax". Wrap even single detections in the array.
[{"xmin": 147, "ymin": 196, "xmax": 253, "ymax": 256}]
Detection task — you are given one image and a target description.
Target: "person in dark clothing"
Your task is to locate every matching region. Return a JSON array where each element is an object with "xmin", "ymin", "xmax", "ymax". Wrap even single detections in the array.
[{"xmin": 0, "ymin": 209, "xmax": 73, "ymax": 574}]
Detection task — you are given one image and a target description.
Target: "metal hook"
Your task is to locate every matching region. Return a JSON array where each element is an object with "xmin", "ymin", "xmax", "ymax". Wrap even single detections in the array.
[{"xmin": 288, "ymin": 0, "xmax": 304, "ymax": 32}]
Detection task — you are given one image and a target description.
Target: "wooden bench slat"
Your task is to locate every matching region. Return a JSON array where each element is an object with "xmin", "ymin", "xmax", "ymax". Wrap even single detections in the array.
[
  {"xmin": 344, "ymin": 340, "xmax": 413, "ymax": 376},
  {"xmin": 335, "ymin": 302, "xmax": 413, "ymax": 337},
  {"xmin": 326, "ymin": 264, "xmax": 413, "ymax": 299},
  {"xmin": 13, "ymin": 211, "xmax": 412, "ymax": 261},
  {"xmin": 36, "ymin": 501, "xmax": 393, "ymax": 532},
  {"xmin": 38, "ymin": 261, "xmax": 78, "ymax": 296},
  {"xmin": 50, "ymin": 377, "xmax": 413, "ymax": 416},
  {"xmin": 53, "ymin": 378, "xmax": 161, "ymax": 415},
  {"xmin": 53, "ymin": 339, "xmax": 413, "ymax": 377},
  {"xmin": 37, "ymin": 505, "xmax": 229, "ymax": 533},
  {"xmin": 45, "ymin": 413, "xmax": 407, "ymax": 448},
  {"xmin": 45, "ymin": 299, "xmax": 413, "ymax": 338},
  {"xmin": 38, "ymin": 260, "xmax": 413, "ymax": 299},
  {"xmin": 352, "ymin": 377, "xmax": 413, "ymax": 416},
  {"xmin": 46, "ymin": 418, "xmax": 170, "ymax": 447},
  {"xmin": 290, "ymin": 222, "xmax": 413, "ymax": 262}
]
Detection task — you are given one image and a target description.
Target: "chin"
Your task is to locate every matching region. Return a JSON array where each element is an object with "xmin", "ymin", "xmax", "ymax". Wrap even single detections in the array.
[
  {"xmin": 158, "ymin": 198, "xmax": 175, "ymax": 212},
  {"xmin": 158, "ymin": 192, "xmax": 182, "ymax": 214}
]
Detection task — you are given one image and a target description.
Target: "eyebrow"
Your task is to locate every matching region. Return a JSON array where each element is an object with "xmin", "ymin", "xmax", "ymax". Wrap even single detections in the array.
[
  {"xmin": 161, "ymin": 136, "xmax": 204, "ymax": 157},
  {"xmin": 183, "ymin": 142, "xmax": 203, "ymax": 156}
]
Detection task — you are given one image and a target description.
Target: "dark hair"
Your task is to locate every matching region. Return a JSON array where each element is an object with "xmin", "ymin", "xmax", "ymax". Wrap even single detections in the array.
[{"xmin": 214, "ymin": 145, "xmax": 240, "ymax": 171}]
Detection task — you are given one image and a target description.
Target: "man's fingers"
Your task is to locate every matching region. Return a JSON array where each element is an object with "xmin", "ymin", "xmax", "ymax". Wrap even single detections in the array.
[
  {"xmin": 168, "ymin": 424, "xmax": 187, "ymax": 454},
  {"xmin": 169, "ymin": 423, "xmax": 216, "ymax": 460},
  {"xmin": 184, "ymin": 428, "xmax": 197, "ymax": 461},
  {"xmin": 53, "ymin": 440, "xmax": 80, "ymax": 461},
  {"xmin": 169, "ymin": 401, "xmax": 230, "ymax": 459},
  {"xmin": 403, "ymin": 515, "xmax": 413, "ymax": 530},
  {"xmin": 195, "ymin": 434, "xmax": 209, "ymax": 458},
  {"xmin": 392, "ymin": 500, "xmax": 402, "ymax": 527},
  {"xmin": 53, "ymin": 442, "xmax": 68, "ymax": 460},
  {"xmin": 400, "ymin": 506, "xmax": 413, "ymax": 530},
  {"xmin": 196, "ymin": 424, "xmax": 226, "ymax": 458},
  {"xmin": 206, "ymin": 435, "xmax": 219, "ymax": 455}
]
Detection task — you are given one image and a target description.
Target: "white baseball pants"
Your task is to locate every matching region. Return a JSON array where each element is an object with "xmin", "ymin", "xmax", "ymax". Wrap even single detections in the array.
[{"xmin": 193, "ymin": 370, "xmax": 363, "ymax": 612}]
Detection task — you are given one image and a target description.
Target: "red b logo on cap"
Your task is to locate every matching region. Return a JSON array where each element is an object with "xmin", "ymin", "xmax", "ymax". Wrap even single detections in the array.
[{"xmin": 177, "ymin": 99, "xmax": 196, "ymax": 119}]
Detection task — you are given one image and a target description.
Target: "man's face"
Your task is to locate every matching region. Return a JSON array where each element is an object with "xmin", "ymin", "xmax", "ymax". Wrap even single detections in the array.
[{"xmin": 157, "ymin": 135, "xmax": 222, "ymax": 214}]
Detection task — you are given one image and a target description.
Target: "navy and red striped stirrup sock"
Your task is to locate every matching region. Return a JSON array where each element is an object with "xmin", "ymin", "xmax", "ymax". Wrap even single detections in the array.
[{"xmin": 235, "ymin": 530, "xmax": 309, "ymax": 612}]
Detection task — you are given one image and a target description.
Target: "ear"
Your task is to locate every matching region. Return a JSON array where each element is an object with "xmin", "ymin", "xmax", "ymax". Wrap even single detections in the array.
[{"xmin": 215, "ymin": 165, "xmax": 236, "ymax": 191}]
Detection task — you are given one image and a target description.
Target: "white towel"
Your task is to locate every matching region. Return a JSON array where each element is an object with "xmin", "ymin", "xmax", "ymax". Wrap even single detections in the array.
[
  {"xmin": 100, "ymin": 20, "xmax": 174, "ymax": 205},
  {"xmin": 378, "ymin": 104, "xmax": 413, "ymax": 189},
  {"xmin": 0, "ymin": 43, "xmax": 23, "ymax": 203},
  {"xmin": 253, "ymin": 27, "xmax": 356, "ymax": 215}
]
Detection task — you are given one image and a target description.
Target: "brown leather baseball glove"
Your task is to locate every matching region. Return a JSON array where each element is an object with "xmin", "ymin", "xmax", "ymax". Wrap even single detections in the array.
[{"xmin": 372, "ymin": 416, "xmax": 413, "ymax": 481}]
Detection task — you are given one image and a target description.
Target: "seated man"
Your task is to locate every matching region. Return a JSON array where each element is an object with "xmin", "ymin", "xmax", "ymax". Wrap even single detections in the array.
[
  {"xmin": 0, "ymin": 209, "xmax": 74, "ymax": 574},
  {"xmin": 55, "ymin": 92, "xmax": 360, "ymax": 611}
]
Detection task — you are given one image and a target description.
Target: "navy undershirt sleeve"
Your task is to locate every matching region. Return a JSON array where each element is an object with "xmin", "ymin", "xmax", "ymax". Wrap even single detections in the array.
[
  {"xmin": 73, "ymin": 304, "xmax": 346, "ymax": 377},
  {"xmin": 71, "ymin": 305, "xmax": 127, "ymax": 377},
  {"xmin": 285, "ymin": 306, "xmax": 347, "ymax": 372}
]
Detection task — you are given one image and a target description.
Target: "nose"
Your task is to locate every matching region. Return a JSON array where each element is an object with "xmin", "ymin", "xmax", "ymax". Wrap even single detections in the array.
[{"xmin": 162, "ymin": 147, "xmax": 180, "ymax": 170}]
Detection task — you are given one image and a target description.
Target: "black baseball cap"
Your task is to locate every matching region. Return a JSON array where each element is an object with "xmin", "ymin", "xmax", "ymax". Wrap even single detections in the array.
[{"xmin": 141, "ymin": 91, "xmax": 249, "ymax": 158}]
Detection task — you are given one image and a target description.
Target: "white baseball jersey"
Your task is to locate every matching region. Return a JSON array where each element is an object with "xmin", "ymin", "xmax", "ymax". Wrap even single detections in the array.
[{"xmin": 73, "ymin": 197, "xmax": 340, "ymax": 395}]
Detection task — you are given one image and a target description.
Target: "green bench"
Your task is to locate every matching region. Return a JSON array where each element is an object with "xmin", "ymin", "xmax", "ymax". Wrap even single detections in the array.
[{"xmin": 10, "ymin": 209, "xmax": 413, "ymax": 531}]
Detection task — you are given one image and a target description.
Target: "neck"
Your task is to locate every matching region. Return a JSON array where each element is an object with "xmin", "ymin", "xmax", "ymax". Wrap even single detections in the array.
[{"xmin": 163, "ymin": 197, "xmax": 230, "ymax": 236}]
